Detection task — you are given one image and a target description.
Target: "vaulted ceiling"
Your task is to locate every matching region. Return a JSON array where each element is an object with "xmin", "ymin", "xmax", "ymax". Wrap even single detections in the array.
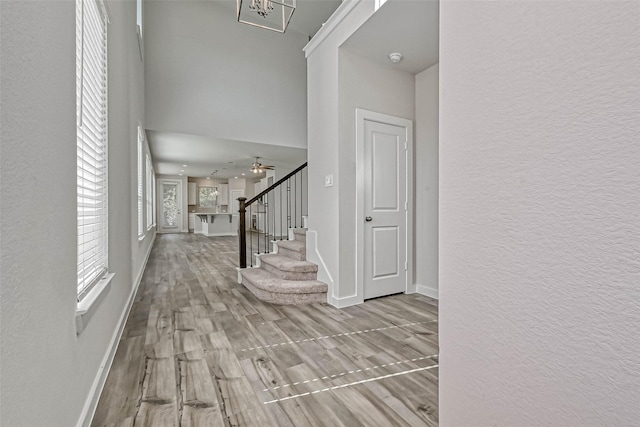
[{"xmin": 146, "ymin": 0, "xmax": 438, "ymax": 179}]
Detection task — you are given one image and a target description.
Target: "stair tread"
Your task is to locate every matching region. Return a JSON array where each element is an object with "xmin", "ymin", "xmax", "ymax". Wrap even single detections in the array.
[
  {"xmin": 260, "ymin": 254, "xmax": 317, "ymax": 272},
  {"xmin": 292, "ymin": 228, "xmax": 308, "ymax": 235},
  {"xmin": 241, "ymin": 267, "xmax": 328, "ymax": 294},
  {"xmin": 277, "ymin": 240, "xmax": 305, "ymax": 251}
]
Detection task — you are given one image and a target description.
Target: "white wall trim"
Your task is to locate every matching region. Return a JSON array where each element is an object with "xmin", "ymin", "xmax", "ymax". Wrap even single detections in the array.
[
  {"xmin": 303, "ymin": 0, "xmax": 359, "ymax": 58},
  {"xmin": 330, "ymin": 293, "xmax": 363, "ymax": 308},
  {"xmin": 76, "ymin": 232, "xmax": 156, "ymax": 427},
  {"xmin": 355, "ymin": 108, "xmax": 414, "ymax": 301},
  {"xmin": 416, "ymin": 284, "xmax": 439, "ymax": 300},
  {"xmin": 201, "ymin": 231, "xmax": 236, "ymax": 237},
  {"xmin": 305, "ymin": 230, "xmax": 336, "ymax": 305}
]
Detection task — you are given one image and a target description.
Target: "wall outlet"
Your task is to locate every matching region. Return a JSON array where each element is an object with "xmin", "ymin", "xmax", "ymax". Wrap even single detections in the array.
[{"xmin": 325, "ymin": 174, "xmax": 334, "ymax": 187}]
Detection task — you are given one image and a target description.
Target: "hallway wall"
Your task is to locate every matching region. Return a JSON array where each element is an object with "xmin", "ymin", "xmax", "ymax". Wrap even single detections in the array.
[
  {"xmin": 414, "ymin": 64, "xmax": 439, "ymax": 298},
  {"xmin": 439, "ymin": 1, "xmax": 640, "ymax": 424},
  {"xmin": 337, "ymin": 49, "xmax": 416, "ymax": 299},
  {"xmin": 0, "ymin": 1, "xmax": 151, "ymax": 425},
  {"xmin": 305, "ymin": 1, "xmax": 376, "ymax": 306},
  {"xmin": 306, "ymin": 3, "xmax": 439, "ymax": 305}
]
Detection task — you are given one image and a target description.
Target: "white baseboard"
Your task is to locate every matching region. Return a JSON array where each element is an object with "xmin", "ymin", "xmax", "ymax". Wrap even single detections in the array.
[
  {"xmin": 416, "ymin": 284, "xmax": 438, "ymax": 300},
  {"xmin": 330, "ymin": 293, "xmax": 363, "ymax": 308},
  {"xmin": 76, "ymin": 233, "xmax": 156, "ymax": 427},
  {"xmin": 202, "ymin": 231, "xmax": 236, "ymax": 237}
]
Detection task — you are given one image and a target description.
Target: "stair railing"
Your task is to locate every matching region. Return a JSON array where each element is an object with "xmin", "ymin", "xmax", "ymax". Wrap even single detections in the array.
[{"xmin": 238, "ymin": 162, "xmax": 308, "ymax": 269}]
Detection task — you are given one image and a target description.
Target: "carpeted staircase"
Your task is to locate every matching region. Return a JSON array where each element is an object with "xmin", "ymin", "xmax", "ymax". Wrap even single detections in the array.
[{"xmin": 239, "ymin": 228, "xmax": 328, "ymax": 304}]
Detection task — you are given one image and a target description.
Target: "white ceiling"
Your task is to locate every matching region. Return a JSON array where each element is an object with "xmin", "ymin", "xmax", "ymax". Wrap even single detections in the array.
[
  {"xmin": 146, "ymin": 0, "xmax": 341, "ymax": 180},
  {"xmin": 287, "ymin": 0, "xmax": 343, "ymax": 37},
  {"xmin": 147, "ymin": 0, "xmax": 438, "ymax": 180},
  {"xmin": 147, "ymin": 131, "xmax": 308, "ymax": 178},
  {"xmin": 214, "ymin": 0, "xmax": 342, "ymax": 38},
  {"xmin": 342, "ymin": 0, "xmax": 439, "ymax": 74}
]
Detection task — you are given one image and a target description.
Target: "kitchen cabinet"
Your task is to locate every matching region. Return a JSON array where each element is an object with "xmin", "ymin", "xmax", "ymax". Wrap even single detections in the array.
[
  {"xmin": 218, "ymin": 183, "xmax": 229, "ymax": 205},
  {"xmin": 188, "ymin": 182, "xmax": 197, "ymax": 205}
]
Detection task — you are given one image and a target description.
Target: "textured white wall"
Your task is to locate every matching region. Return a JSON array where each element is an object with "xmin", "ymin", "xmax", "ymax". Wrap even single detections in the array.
[
  {"xmin": 338, "ymin": 49, "xmax": 415, "ymax": 299},
  {"xmin": 440, "ymin": 1, "xmax": 640, "ymax": 425},
  {"xmin": 144, "ymin": 0, "xmax": 309, "ymax": 148},
  {"xmin": 0, "ymin": 1, "xmax": 149, "ymax": 425},
  {"xmin": 415, "ymin": 64, "xmax": 438, "ymax": 298}
]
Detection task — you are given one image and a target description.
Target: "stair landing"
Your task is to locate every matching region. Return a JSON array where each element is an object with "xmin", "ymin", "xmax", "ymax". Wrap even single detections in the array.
[{"xmin": 239, "ymin": 229, "xmax": 328, "ymax": 305}]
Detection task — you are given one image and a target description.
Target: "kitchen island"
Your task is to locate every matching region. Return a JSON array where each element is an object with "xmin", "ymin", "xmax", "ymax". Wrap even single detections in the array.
[{"xmin": 194, "ymin": 213, "xmax": 238, "ymax": 237}]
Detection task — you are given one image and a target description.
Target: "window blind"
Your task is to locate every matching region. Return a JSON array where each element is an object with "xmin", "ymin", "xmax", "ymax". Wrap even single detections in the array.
[
  {"xmin": 146, "ymin": 153, "xmax": 153, "ymax": 229},
  {"xmin": 77, "ymin": 0, "xmax": 109, "ymax": 299},
  {"xmin": 137, "ymin": 126, "xmax": 144, "ymax": 236},
  {"xmin": 152, "ymin": 173, "xmax": 157, "ymax": 226}
]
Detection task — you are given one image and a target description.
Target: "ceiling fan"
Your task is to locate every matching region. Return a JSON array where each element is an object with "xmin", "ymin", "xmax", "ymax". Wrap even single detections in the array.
[{"xmin": 251, "ymin": 157, "xmax": 274, "ymax": 174}]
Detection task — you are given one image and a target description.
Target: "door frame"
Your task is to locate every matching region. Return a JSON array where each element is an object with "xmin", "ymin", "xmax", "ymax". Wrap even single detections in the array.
[
  {"xmin": 355, "ymin": 108, "xmax": 414, "ymax": 301},
  {"xmin": 157, "ymin": 178, "xmax": 184, "ymax": 233}
]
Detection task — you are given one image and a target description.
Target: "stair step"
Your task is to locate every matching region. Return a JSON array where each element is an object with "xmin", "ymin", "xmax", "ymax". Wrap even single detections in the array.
[
  {"xmin": 259, "ymin": 254, "xmax": 317, "ymax": 280},
  {"xmin": 241, "ymin": 267, "xmax": 327, "ymax": 305},
  {"xmin": 292, "ymin": 228, "xmax": 307, "ymax": 242},
  {"xmin": 276, "ymin": 239, "xmax": 306, "ymax": 261}
]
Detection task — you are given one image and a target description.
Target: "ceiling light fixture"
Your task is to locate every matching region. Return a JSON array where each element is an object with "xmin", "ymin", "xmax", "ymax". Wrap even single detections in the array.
[
  {"xmin": 389, "ymin": 52, "xmax": 403, "ymax": 63},
  {"xmin": 251, "ymin": 157, "xmax": 275, "ymax": 174},
  {"xmin": 237, "ymin": 0, "xmax": 295, "ymax": 33},
  {"xmin": 212, "ymin": 170, "xmax": 220, "ymax": 196}
]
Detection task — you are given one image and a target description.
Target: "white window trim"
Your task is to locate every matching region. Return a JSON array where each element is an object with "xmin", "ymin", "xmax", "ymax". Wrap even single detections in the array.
[
  {"xmin": 136, "ymin": 0, "xmax": 143, "ymax": 61},
  {"xmin": 137, "ymin": 125, "xmax": 144, "ymax": 239},
  {"xmin": 77, "ymin": 0, "xmax": 110, "ymax": 299},
  {"xmin": 76, "ymin": 273, "xmax": 114, "ymax": 334},
  {"xmin": 152, "ymin": 173, "xmax": 157, "ymax": 227},
  {"xmin": 145, "ymin": 152, "xmax": 153, "ymax": 230},
  {"xmin": 76, "ymin": 0, "xmax": 112, "ymax": 332}
]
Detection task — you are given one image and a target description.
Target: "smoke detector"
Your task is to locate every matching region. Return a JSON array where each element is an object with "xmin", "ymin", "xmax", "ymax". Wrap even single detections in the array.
[{"xmin": 388, "ymin": 52, "xmax": 403, "ymax": 63}]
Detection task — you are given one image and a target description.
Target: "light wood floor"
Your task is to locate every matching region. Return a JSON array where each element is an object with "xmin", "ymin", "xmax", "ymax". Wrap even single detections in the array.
[{"xmin": 92, "ymin": 233, "xmax": 439, "ymax": 426}]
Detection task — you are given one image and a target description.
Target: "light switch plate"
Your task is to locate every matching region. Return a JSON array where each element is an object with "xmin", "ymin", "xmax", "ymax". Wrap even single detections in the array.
[{"xmin": 325, "ymin": 174, "xmax": 334, "ymax": 187}]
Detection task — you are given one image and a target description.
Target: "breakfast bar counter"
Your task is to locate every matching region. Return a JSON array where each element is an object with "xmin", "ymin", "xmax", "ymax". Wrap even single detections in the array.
[{"xmin": 194, "ymin": 213, "xmax": 238, "ymax": 237}]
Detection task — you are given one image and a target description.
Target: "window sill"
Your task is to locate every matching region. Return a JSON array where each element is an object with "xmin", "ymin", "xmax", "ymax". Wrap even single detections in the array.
[{"xmin": 75, "ymin": 272, "xmax": 114, "ymax": 335}]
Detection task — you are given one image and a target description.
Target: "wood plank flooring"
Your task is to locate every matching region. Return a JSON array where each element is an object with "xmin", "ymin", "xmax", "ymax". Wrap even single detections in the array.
[{"xmin": 92, "ymin": 233, "xmax": 439, "ymax": 426}]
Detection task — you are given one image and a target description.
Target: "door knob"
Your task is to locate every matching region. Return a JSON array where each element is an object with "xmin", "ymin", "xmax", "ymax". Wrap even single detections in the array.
[{"xmin": 365, "ymin": 216, "xmax": 373, "ymax": 222}]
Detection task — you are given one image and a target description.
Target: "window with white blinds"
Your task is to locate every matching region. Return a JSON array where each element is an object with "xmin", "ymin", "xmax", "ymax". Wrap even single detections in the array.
[
  {"xmin": 152, "ymin": 174, "xmax": 157, "ymax": 226},
  {"xmin": 137, "ymin": 126, "xmax": 144, "ymax": 237},
  {"xmin": 77, "ymin": 0, "xmax": 109, "ymax": 299},
  {"xmin": 145, "ymin": 153, "xmax": 153, "ymax": 229}
]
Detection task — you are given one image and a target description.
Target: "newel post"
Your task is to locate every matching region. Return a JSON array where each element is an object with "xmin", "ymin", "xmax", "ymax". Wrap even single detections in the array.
[{"xmin": 238, "ymin": 197, "xmax": 247, "ymax": 268}]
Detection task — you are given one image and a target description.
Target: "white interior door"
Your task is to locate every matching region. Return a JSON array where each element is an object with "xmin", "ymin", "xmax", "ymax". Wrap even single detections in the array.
[
  {"xmin": 159, "ymin": 180, "xmax": 182, "ymax": 233},
  {"xmin": 361, "ymin": 115, "xmax": 410, "ymax": 300}
]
